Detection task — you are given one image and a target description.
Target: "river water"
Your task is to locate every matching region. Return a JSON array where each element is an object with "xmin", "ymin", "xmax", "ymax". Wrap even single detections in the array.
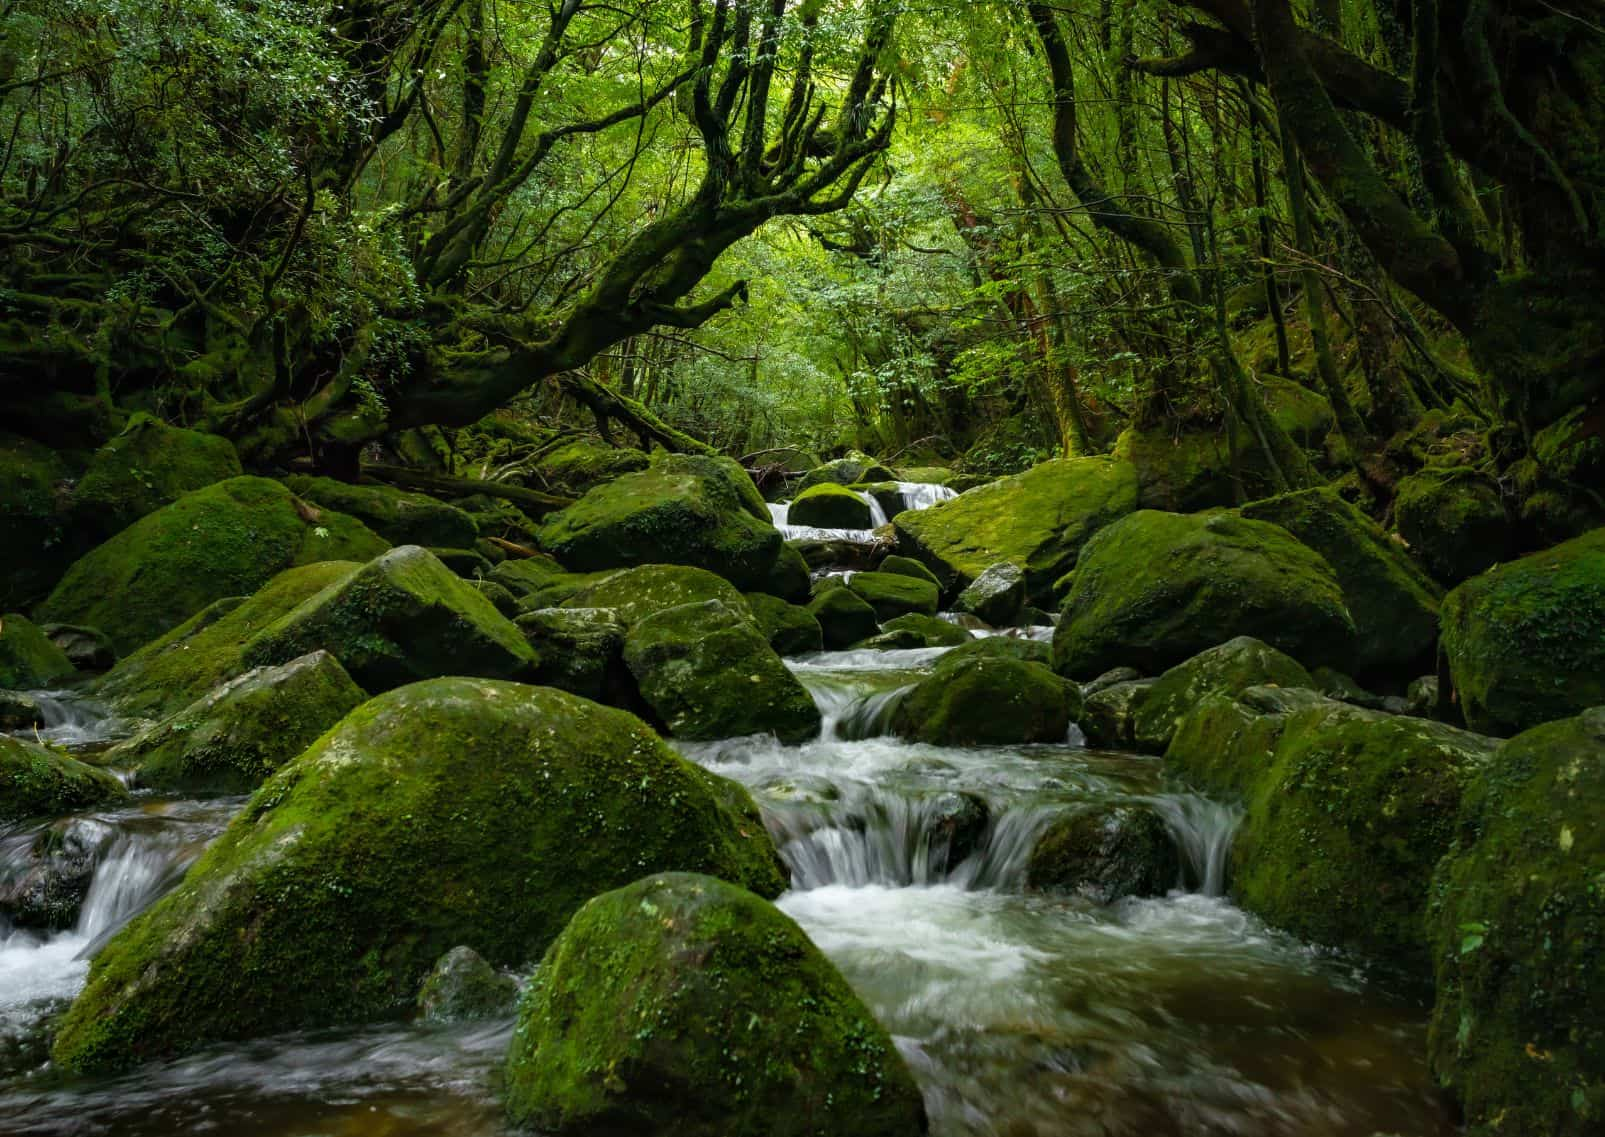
[{"xmin": 0, "ymin": 488, "xmax": 1454, "ymax": 1136}]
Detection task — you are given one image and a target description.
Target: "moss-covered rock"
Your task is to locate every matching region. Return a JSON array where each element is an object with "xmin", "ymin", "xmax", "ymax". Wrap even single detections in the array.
[
  {"xmin": 488, "ymin": 553, "xmax": 567, "ymax": 599},
  {"xmin": 1026, "ymin": 804, "xmax": 1181, "ymax": 900},
  {"xmin": 242, "ymin": 546, "xmax": 538, "ymax": 693},
  {"xmin": 893, "ymin": 652, "xmax": 1079, "ymax": 747},
  {"xmin": 744, "ymin": 593, "xmax": 823, "ymax": 657},
  {"xmin": 1428, "ymin": 707, "xmax": 1605, "ymax": 1135},
  {"xmin": 41, "ymin": 624, "xmax": 115, "ymax": 672},
  {"xmin": 112, "ymin": 651, "xmax": 366, "ymax": 794},
  {"xmin": 561, "ymin": 564, "xmax": 749, "ymax": 627},
  {"xmin": 93, "ymin": 561, "xmax": 359, "ymax": 718},
  {"xmin": 50, "ymin": 678, "xmax": 786, "ymax": 1073},
  {"xmin": 0, "ymin": 613, "xmax": 76, "ymax": 689},
  {"xmin": 0, "ymin": 735, "xmax": 126, "ymax": 823},
  {"xmin": 427, "ymin": 546, "xmax": 492, "ymax": 578},
  {"xmin": 540, "ymin": 453, "xmax": 778, "ymax": 589},
  {"xmin": 755, "ymin": 542, "xmax": 811, "ymax": 604},
  {"xmin": 873, "ymin": 613, "xmax": 971, "ymax": 649},
  {"xmin": 416, "ymin": 946, "xmax": 519, "ymax": 1023},
  {"xmin": 0, "ymin": 816, "xmax": 103, "ymax": 930},
  {"xmin": 1110, "ymin": 425, "xmax": 1243, "ymax": 512},
  {"xmin": 1394, "ymin": 467, "xmax": 1514, "ymax": 585},
  {"xmin": 939, "ymin": 634, "xmax": 1052, "ymax": 669},
  {"xmin": 1440, "ymin": 528, "xmax": 1605, "ymax": 735},
  {"xmin": 787, "ymin": 483, "xmax": 874, "ymax": 529},
  {"xmin": 38, "ymin": 477, "xmax": 390, "ymax": 656},
  {"xmin": 1131, "ymin": 637, "xmax": 1314, "ymax": 755},
  {"xmin": 953, "ymin": 562, "xmax": 1026, "ymax": 627},
  {"xmin": 0, "ymin": 432, "xmax": 77, "ymax": 608},
  {"xmin": 797, "ymin": 454, "xmax": 897, "ymax": 491},
  {"xmin": 1080, "ymin": 679, "xmax": 1157, "ymax": 750},
  {"xmin": 878, "ymin": 555, "xmax": 941, "ymax": 586},
  {"xmin": 0, "ymin": 690, "xmax": 44, "ymax": 730},
  {"xmin": 534, "ymin": 439, "xmax": 650, "ymax": 496},
  {"xmin": 808, "ymin": 587, "xmax": 880, "ymax": 650},
  {"xmin": 284, "ymin": 475, "xmax": 479, "ymax": 549},
  {"xmin": 504, "ymin": 872, "xmax": 927, "ymax": 1137},
  {"xmin": 845, "ymin": 571, "xmax": 939, "ymax": 622},
  {"xmin": 1053, "ymin": 510, "xmax": 1356, "ymax": 680},
  {"xmin": 515, "ymin": 607, "xmax": 631, "ymax": 704},
  {"xmin": 72, "ymin": 416, "xmax": 242, "ymax": 543},
  {"xmin": 1165, "ymin": 689, "xmax": 1498, "ymax": 969},
  {"xmin": 1240, "ymin": 488, "xmax": 1441, "ymax": 681},
  {"xmin": 471, "ymin": 579, "xmax": 523, "ymax": 618},
  {"xmin": 452, "ymin": 494, "xmax": 541, "ymax": 548},
  {"xmin": 623, "ymin": 601, "xmax": 820, "ymax": 743}
]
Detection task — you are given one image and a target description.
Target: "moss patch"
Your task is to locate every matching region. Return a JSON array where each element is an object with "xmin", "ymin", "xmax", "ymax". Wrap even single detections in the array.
[
  {"xmin": 788, "ymin": 483, "xmax": 874, "ymax": 529},
  {"xmin": 0, "ymin": 613, "xmax": 77, "ymax": 689},
  {"xmin": 72, "ymin": 416, "xmax": 242, "ymax": 543},
  {"xmin": 0, "ymin": 734, "xmax": 126, "ymax": 823}
]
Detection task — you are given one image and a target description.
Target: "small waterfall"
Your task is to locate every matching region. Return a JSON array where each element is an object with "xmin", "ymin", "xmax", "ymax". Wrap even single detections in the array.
[
  {"xmin": 896, "ymin": 481, "xmax": 958, "ymax": 511},
  {"xmin": 73, "ymin": 834, "xmax": 194, "ymax": 946},
  {"xmin": 863, "ymin": 493, "xmax": 890, "ymax": 529},
  {"xmin": 1150, "ymin": 795, "xmax": 1242, "ymax": 896},
  {"xmin": 25, "ymin": 691, "xmax": 124, "ymax": 748},
  {"xmin": 809, "ymin": 681, "xmax": 913, "ymax": 742},
  {"xmin": 766, "ymin": 479, "xmax": 951, "ymax": 542}
]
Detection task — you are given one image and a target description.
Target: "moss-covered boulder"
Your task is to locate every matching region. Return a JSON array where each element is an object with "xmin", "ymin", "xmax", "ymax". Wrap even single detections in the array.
[
  {"xmin": 284, "ymin": 475, "xmax": 479, "ymax": 549},
  {"xmin": 50, "ymin": 678, "xmax": 786, "ymax": 1074},
  {"xmin": 953, "ymin": 562, "xmax": 1026, "ymax": 627},
  {"xmin": 893, "ymin": 652, "xmax": 1079, "ymax": 747},
  {"xmin": 808, "ymin": 587, "xmax": 880, "ymax": 650},
  {"xmin": 534, "ymin": 439, "xmax": 650, "ymax": 496},
  {"xmin": 488, "ymin": 554, "xmax": 567, "ymax": 600},
  {"xmin": 878, "ymin": 555, "xmax": 941, "ymax": 586},
  {"xmin": 845, "ymin": 571, "xmax": 939, "ymax": 622},
  {"xmin": 1165, "ymin": 689, "xmax": 1498, "ymax": 969},
  {"xmin": 892, "ymin": 456, "xmax": 1138, "ymax": 605},
  {"xmin": 875, "ymin": 613, "xmax": 971, "ymax": 649},
  {"xmin": 1130, "ymin": 637, "xmax": 1314, "ymax": 755},
  {"xmin": 504, "ymin": 872, "xmax": 926, "ymax": 1137},
  {"xmin": 755, "ymin": 542, "xmax": 811, "ymax": 604},
  {"xmin": 797, "ymin": 454, "xmax": 897, "ymax": 491},
  {"xmin": 93, "ymin": 561, "xmax": 359, "ymax": 718},
  {"xmin": 561, "ymin": 564, "xmax": 749, "ymax": 627},
  {"xmin": 1428, "ymin": 707, "xmax": 1605, "ymax": 1135},
  {"xmin": 0, "ymin": 432, "xmax": 75, "ymax": 608},
  {"xmin": 472, "ymin": 579, "xmax": 523, "ymax": 618},
  {"xmin": 416, "ymin": 946, "xmax": 519, "ymax": 1023},
  {"xmin": 1395, "ymin": 467, "xmax": 1514, "ymax": 585},
  {"xmin": 515, "ymin": 607, "xmax": 631, "ymax": 704},
  {"xmin": 540, "ymin": 454, "xmax": 780, "ymax": 589},
  {"xmin": 1440, "ymin": 528, "xmax": 1605, "ymax": 735},
  {"xmin": 0, "ymin": 613, "xmax": 76, "ymax": 689},
  {"xmin": 1052, "ymin": 510, "xmax": 1356, "ymax": 680},
  {"xmin": 744, "ymin": 593, "xmax": 823, "ymax": 657},
  {"xmin": 1026, "ymin": 804, "xmax": 1181, "ymax": 900},
  {"xmin": 624, "ymin": 601, "xmax": 820, "ymax": 743},
  {"xmin": 112, "ymin": 651, "xmax": 366, "ymax": 794},
  {"xmin": 1111, "ymin": 425, "xmax": 1248, "ymax": 512},
  {"xmin": 0, "ymin": 735, "xmax": 126, "ymax": 823},
  {"xmin": 0, "ymin": 816, "xmax": 103, "ymax": 930},
  {"xmin": 1080, "ymin": 679, "xmax": 1157, "ymax": 750},
  {"xmin": 939, "ymin": 635, "xmax": 1052, "ymax": 669},
  {"xmin": 787, "ymin": 483, "xmax": 874, "ymax": 529},
  {"xmin": 38, "ymin": 477, "xmax": 390, "ymax": 656},
  {"xmin": 71, "ymin": 416, "xmax": 242, "ymax": 543},
  {"xmin": 1240, "ymin": 488, "xmax": 1441, "ymax": 681}
]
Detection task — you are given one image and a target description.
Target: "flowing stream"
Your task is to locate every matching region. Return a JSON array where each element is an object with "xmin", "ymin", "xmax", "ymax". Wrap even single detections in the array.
[{"xmin": 0, "ymin": 484, "xmax": 1453, "ymax": 1135}]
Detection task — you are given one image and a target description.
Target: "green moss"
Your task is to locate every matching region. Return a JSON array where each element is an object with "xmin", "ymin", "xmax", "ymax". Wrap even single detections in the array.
[
  {"xmin": 535, "ymin": 439, "xmax": 650, "ymax": 495},
  {"xmin": 1112, "ymin": 424, "xmax": 1249, "ymax": 512},
  {"xmin": 753, "ymin": 541, "xmax": 811, "ymax": 604},
  {"xmin": 892, "ymin": 456, "xmax": 1138, "ymax": 605},
  {"xmin": 562, "ymin": 564, "xmax": 751, "ymax": 627},
  {"xmin": 416, "ymin": 946, "xmax": 519, "ymax": 1023},
  {"xmin": 113, "ymin": 651, "xmax": 366, "ymax": 794},
  {"xmin": 38, "ymin": 477, "xmax": 389, "ymax": 656},
  {"xmin": 1240, "ymin": 488, "xmax": 1441, "ymax": 682},
  {"xmin": 875, "ymin": 613, "xmax": 970, "ymax": 648},
  {"xmin": 505, "ymin": 872, "xmax": 927, "ymax": 1137},
  {"xmin": 797, "ymin": 454, "xmax": 897, "ymax": 491},
  {"xmin": 1026, "ymin": 803, "xmax": 1181, "ymax": 900},
  {"xmin": 242, "ymin": 546, "xmax": 538, "ymax": 694},
  {"xmin": 787, "ymin": 482, "xmax": 875, "ymax": 529},
  {"xmin": 540, "ymin": 454, "xmax": 780, "ymax": 589},
  {"xmin": 1394, "ymin": 467, "xmax": 1514, "ymax": 585},
  {"xmin": 51, "ymin": 679, "xmax": 786, "ymax": 1074},
  {"xmin": 0, "ymin": 734, "xmax": 127, "ymax": 823},
  {"xmin": 845, "ymin": 571, "xmax": 939, "ymax": 622},
  {"xmin": 285, "ymin": 475, "xmax": 479, "ymax": 549},
  {"xmin": 93, "ymin": 561, "xmax": 359, "ymax": 718},
  {"xmin": 488, "ymin": 554, "xmax": 568, "ymax": 599},
  {"xmin": 0, "ymin": 431, "xmax": 74, "ymax": 608},
  {"xmin": 1080, "ymin": 679, "xmax": 1157, "ymax": 750},
  {"xmin": 953, "ymin": 562, "xmax": 1026, "ymax": 626},
  {"xmin": 939, "ymin": 635, "xmax": 1051, "ymax": 668},
  {"xmin": 1428, "ymin": 708, "xmax": 1605, "ymax": 1135},
  {"xmin": 515, "ymin": 607, "xmax": 630, "ymax": 703},
  {"xmin": 0, "ymin": 613, "xmax": 76, "ymax": 689},
  {"xmin": 807, "ymin": 587, "xmax": 879, "ymax": 650},
  {"xmin": 72, "ymin": 416, "xmax": 242, "ymax": 543},
  {"xmin": 878, "ymin": 555, "xmax": 941, "ymax": 586},
  {"xmin": 1131, "ymin": 636, "xmax": 1314, "ymax": 755},
  {"xmin": 623, "ymin": 601, "xmax": 820, "ymax": 744},
  {"xmin": 893, "ymin": 652, "xmax": 1079, "ymax": 746},
  {"xmin": 1440, "ymin": 528, "xmax": 1605, "ymax": 735},
  {"xmin": 743, "ymin": 593, "xmax": 823, "ymax": 657},
  {"xmin": 1052, "ymin": 510, "xmax": 1357, "ymax": 680}
]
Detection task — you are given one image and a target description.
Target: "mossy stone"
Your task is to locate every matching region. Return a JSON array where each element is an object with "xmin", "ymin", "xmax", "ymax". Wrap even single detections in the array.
[
  {"xmin": 504, "ymin": 872, "xmax": 927, "ymax": 1137},
  {"xmin": 797, "ymin": 454, "xmax": 897, "ymax": 491},
  {"xmin": 113, "ymin": 651, "xmax": 366, "ymax": 794},
  {"xmin": 1440, "ymin": 528, "xmax": 1605, "ymax": 735},
  {"xmin": 878, "ymin": 555, "xmax": 941, "ymax": 586},
  {"xmin": 808, "ymin": 587, "xmax": 880, "ymax": 650},
  {"xmin": 416, "ymin": 946, "xmax": 519, "ymax": 1023},
  {"xmin": 472, "ymin": 579, "xmax": 523, "ymax": 618},
  {"xmin": 515, "ymin": 607, "xmax": 631, "ymax": 703},
  {"xmin": 876, "ymin": 613, "xmax": 971, "ymax": 648},
  {"xmin": 892, "ymin": 456, "xmax": 1138, "ymax": 606},
  {"xmin": 540, "ymin": 454, "xmax": 779, "ymax": 589},
  {"xmin": 38, "ymin": 477, "xmax": 390, "ymax": 656},
  {"xmin": 0, "ymin": 613, "xmax": 76, "ymax": 689},
  {"xmin": 72, "ymin": 416, "xmax": 242, "ymax": 543},
  {"xmin": 939, "ymin": 635, "xmax": 1051, "ymax": 669},
  {"xmin": 845, "ymin": 571, "xmax": 939, "ymax": 622},
  {"xmin": 1026, "ymin": 803, "xmax": 1181, "ymax": 900},
  {"xmin": 744, "ymin": 593, "xmax": 824, "ymax": 657},
  {"xmin": 623, "ymin": 601, "xmax": 820, "ymax": 743},
  {"xmin": 561, "ymin": 564, "xmax": 750, "ymax": 627},
  {"xmin": 1394, "ymin": 467, "xmax": 1514, "ymax": 585},
  {"xmin": 1240, "ymin": 488, "xmax": 1441, "ymax": 681},
  {"xmin": 788, "ymin": 483, "xmax": 874, "ymax": 529},
  {"xmin": 50, "ymin": 678, "xmax": 786, "ymax": 1074},
  {"xmin": 1131, "ymin": 636, "xmax": 1314, "ymax": 755},
  {"xmin": 0, "ymin": 432, "xmax": 76, "ymax": 608},
  {"xmin": 1080, "ymin": 679, "xmax": 1158, "ymax": 750},
  {"xmin": 893, "ymin": 653, "xmax": 1079, "ymax": 747},
  {"xmin": 535, "ymin": 439, "xmax": 650, "ymax": 495},
  {"xmin": 285, "ymin": 475, "xmax": 479, "ymax": 549},
  {"xmin": 1428, "ymin": 707, "xmax": 1605, "ymax": 1135},
  {"xmin": 0, "ymin": 734, "xmax": 126, "ymax": 823},
  {"xmin": 1052, "ymin": 510, "xmax": 1356, "ymax": 680},
  {"xmin": 953, "ymin": 562, "xmax": 1026, "ymax": 627},
  {"xmin": 489, "ymin": 554, "xmax": 567, "ymax": 600},
  {"xmin": 755, "ymin": 542, "xmax": 812, "ymax": 604},
  {"xmin": 242, "ymin": 545, "xmax": 538, "ymax": 694}
]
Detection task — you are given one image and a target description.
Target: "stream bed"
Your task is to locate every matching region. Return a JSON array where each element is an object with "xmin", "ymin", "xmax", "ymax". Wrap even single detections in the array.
[{"xmin": 0, "ymin": 636, "xmax": 1455, "ymax": 1136}]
